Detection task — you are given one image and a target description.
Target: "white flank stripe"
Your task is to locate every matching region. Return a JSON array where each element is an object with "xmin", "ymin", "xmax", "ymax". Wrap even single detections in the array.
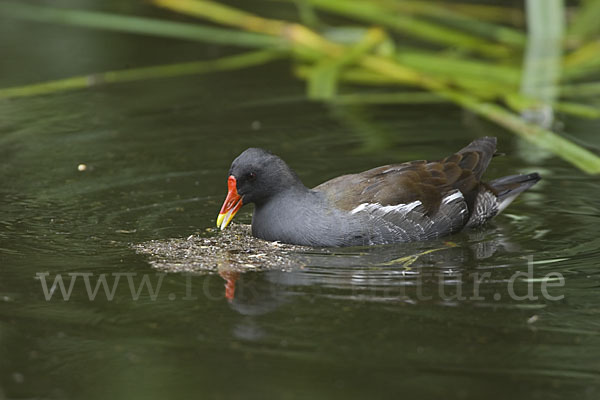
[
  {"xmin": 442, "ymin": 191, "xmax": 464, "ymax": 204},
  {"xmin": 379, "ymin": 201, "xmax": 422, "ymax": 213},
  {"xmin": 350, "ymin": 203, "xmax": 369, "ymax": 214},
  {"xmin": 351, "ymin": 201, "xmax": 421, "ymax": 215}
]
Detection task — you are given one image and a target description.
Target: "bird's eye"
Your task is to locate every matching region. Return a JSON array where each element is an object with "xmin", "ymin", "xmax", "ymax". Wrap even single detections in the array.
[{"xmin": 247, "ymin": 172, "xmax": 257, "ymax": 181}]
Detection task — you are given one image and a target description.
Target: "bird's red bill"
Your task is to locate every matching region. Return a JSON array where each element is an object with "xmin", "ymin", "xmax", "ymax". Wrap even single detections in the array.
[{"xmin": 216, "ymin": 175, "xmax": 243, "ymax": 230}]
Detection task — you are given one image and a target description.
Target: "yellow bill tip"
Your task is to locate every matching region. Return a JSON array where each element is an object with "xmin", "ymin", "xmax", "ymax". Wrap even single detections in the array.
[
  {"xmin": 216, "ymin": 213, "xmax": 225, "ymax": 228},
  {"xmin": 217, "ymin": 207, "xmax": 238, "ymax": 231}
]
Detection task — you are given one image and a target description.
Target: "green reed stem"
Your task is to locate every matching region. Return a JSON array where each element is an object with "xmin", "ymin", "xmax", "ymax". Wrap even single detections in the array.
[
  {"xmin": 0, "ymin": 50, "xmax": 284, "ymax": 99},
  {"xmin": 303, "ymin": 0, "xmax": 513, "ymax": 58},
  {"xmin": 0, "ymin": 1, "xmax": 283, "ymax": 48},
  {"xmin": 568, "ymin": 0, "xmax": 600, "ymax": 44}
]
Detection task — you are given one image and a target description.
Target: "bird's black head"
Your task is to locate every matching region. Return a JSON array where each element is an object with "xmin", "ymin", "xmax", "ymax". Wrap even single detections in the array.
[
  {"xmin": 217, "ymin": 148, "xmax": 302, "ymax": 230},
  {"xmin": 228, "ymin": 148, "xmax": 301, "ymax": 205}
]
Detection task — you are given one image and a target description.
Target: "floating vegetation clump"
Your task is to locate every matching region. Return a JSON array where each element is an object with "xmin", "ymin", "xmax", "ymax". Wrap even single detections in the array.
[
  {"xmin": 133, "ymin": 224, "xmax": 308, "ymax": 273},
  {"xmin": 1, "ymin": 0, "xmax": 600, "ymax": 172}
]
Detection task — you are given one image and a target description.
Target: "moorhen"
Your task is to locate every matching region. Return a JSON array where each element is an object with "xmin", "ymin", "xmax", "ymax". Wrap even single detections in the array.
[{"xmin": 217, "ymin": 137, "xmax": 540, "ymax": 247}]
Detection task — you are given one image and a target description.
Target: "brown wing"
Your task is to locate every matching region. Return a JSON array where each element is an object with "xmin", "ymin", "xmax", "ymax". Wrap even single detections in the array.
[{"xmin": 314, "ymin": 137, "xmax": 497, "ymax": 214}]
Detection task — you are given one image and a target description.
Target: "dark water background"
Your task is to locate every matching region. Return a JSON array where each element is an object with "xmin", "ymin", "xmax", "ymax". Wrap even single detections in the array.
[{"xmin": 1, "ymin": 1, "xmax": 600, "ymax": 399}]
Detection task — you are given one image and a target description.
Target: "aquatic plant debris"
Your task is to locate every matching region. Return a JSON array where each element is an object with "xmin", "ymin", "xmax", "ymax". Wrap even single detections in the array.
[{"xmin": 132, "ymin": 223, "xmax": 309, "ymax": 273}]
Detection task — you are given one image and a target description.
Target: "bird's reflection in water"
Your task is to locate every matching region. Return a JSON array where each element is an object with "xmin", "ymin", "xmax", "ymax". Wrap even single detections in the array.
[
  {"xmin": 218, "ymin": 224, "xmax": 521, "ymax": 313},
  {"xmin": 218, "ymin": 269, "xmax": 293, "ymax": 342},
  {"xmin": 219, "ymin": 270, "xmax": 240, "ymax": 301}
]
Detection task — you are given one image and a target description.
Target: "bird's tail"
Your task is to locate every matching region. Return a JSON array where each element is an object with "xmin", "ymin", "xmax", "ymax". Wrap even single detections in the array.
[{"xmin": 489, "ymin": 172, "xmax": 541, "ymax": 213}]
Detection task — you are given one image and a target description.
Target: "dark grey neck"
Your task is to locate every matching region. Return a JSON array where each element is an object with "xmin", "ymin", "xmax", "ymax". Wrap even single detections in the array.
[{"xmin": 253, "ymin": 173, "xmax": 308, "ymax": 207}]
